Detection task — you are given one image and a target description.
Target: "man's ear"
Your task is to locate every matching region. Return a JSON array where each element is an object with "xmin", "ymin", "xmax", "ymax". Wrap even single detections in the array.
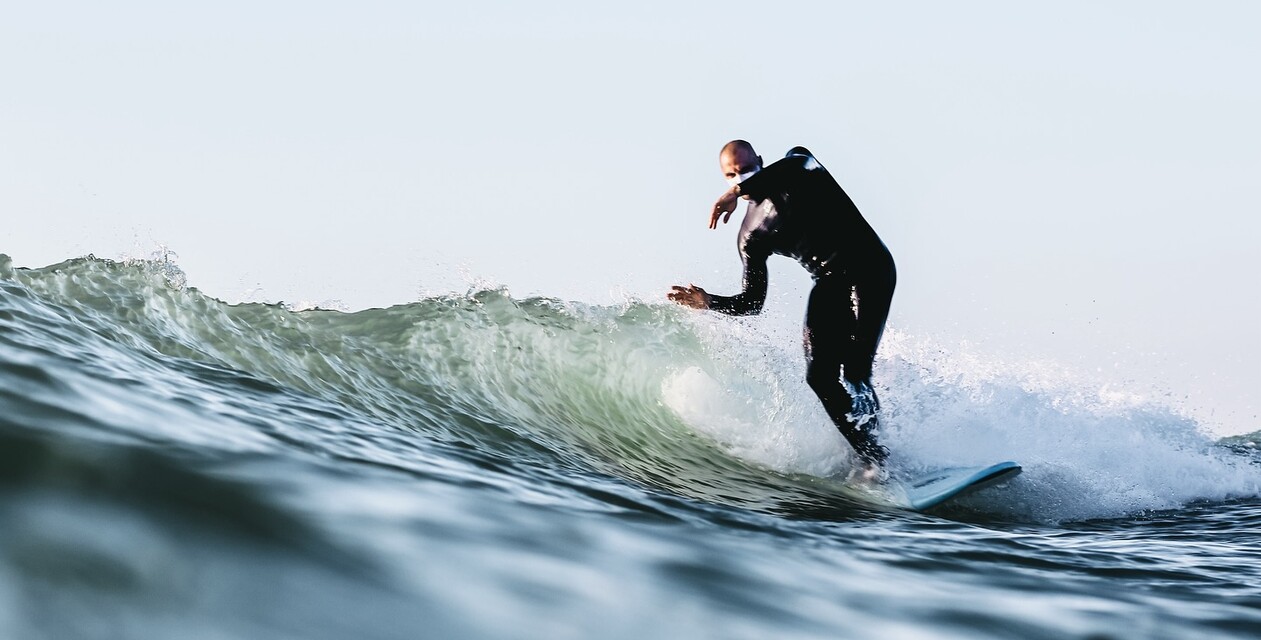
[{"xmin": 756, "ymin": 155, "xmax": 763, "ymax": 168}]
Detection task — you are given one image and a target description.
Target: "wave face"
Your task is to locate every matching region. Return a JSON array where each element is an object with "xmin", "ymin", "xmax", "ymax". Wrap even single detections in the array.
[{"xmin": 3, "ymin": 253, "xmax": 1260, "ymax": 639}]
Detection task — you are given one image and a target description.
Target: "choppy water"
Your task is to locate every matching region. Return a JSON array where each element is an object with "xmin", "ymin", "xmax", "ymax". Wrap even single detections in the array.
[{"xmin": 2, "ymin": 253, "xmax": 1259, "ymax": 639}]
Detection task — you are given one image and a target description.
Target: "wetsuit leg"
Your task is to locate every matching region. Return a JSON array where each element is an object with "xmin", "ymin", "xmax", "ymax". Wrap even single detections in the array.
[
  {"xmin": 847, "ymin": 262, "xmax": 897, "ymax": 387},
  {"xmin": 844, "ymin": 265, "xmax": 896, "ymax": 464},
  {"xmin": 803, "ymin": 276, "xmax": 888, "ymax": 465}
]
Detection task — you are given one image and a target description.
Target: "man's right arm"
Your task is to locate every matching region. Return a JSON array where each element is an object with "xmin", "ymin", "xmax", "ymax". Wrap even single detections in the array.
[{"xmin": 706, "ymin": 252, "xmax": 768, "ymax": 316}]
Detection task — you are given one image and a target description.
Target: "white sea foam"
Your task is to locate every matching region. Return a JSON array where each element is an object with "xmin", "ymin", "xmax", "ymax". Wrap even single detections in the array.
[{"xmin": 664, "ymin": 317, "xmax": 1261, "ymax": 521}]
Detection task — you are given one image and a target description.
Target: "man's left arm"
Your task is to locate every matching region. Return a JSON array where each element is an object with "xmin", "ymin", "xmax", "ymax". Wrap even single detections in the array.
[{"xmin": 709, "ymin": 155, "xmax": 805, "ymax": 228}]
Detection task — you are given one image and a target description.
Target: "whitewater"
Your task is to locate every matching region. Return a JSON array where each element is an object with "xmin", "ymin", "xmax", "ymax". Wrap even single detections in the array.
[{"xmin": 2, "ymin": 253, "xmax": 1259, "ymax": 639}]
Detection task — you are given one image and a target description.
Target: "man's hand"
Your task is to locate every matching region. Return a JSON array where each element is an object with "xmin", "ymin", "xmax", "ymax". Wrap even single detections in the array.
[
  {"xmin": 709, "ymin": 186, "xmax": 739, "ymax": 229},
  {"xmin": 667, "ymin": 284, "xmax": 711, "ymax": 310}
]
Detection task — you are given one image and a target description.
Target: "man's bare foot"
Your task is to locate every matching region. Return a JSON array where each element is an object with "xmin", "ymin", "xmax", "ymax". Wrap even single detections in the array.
[
  {"xmin": 847, "ymin": 461, "xmax": 888, "ymax": 486},
  {"xmin": 863, "ymin": 461, "xmax": 891, "ymax": 484}
]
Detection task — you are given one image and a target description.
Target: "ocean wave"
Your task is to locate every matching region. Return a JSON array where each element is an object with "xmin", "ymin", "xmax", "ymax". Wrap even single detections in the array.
[{"xmin": 2, "ymin": 253, "xmax": 1257, "ymax": 523}]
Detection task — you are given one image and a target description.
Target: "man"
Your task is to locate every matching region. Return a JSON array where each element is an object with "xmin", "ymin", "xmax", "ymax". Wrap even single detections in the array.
[{"xmin": 668, "ymin": 140, "xmax": 896, "ymax": 471}]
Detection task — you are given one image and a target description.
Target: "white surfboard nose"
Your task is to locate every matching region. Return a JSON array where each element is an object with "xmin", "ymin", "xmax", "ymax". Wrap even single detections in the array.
[{"xmin": 899, "ymin": 461, "xmax": 1022, "ymax": 511}]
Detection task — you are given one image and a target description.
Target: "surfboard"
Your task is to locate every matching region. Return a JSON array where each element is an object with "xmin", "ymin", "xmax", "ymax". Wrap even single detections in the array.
[{"xmin": 894, "ymin": 461, "xmax": 1022, "ymax": 511}]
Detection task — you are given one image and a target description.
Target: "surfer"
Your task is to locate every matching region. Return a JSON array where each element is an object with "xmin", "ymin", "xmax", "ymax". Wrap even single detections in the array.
[{"xmin": 668, "ymin": 140, "xmax": 896, "ymax": 472}]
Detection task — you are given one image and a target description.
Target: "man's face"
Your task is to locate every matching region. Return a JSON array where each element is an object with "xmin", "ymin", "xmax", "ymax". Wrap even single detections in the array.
[{"xmin": 720, "ymin": 149, "xmax": 761, "ymax": 184}]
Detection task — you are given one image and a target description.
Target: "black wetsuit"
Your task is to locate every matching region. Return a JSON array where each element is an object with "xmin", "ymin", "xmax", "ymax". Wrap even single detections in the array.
[{"xmin": 708, "ymin": 148, "xmax": 896, "ymax": 465}]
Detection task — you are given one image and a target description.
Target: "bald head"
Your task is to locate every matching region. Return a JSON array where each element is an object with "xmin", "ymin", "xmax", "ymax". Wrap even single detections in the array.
[
  {"xmin": 719, "ymin": 139, "xmax": 762, "ymax": 185},
  {"xmin": 720, "ymin": 139, "xmax": 757, "ymax": 159}
]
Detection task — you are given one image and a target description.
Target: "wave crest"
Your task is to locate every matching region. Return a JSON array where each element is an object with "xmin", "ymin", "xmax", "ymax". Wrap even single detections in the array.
[{"xmin": 2, "ymin": 254, "xmax": 1257, "ymax": 522}]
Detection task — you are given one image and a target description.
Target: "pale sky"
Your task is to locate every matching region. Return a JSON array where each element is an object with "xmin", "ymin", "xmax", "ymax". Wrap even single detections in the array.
[{"xmin": 3, "ymin": 1, "xmax": 1259, "ymax": 434}]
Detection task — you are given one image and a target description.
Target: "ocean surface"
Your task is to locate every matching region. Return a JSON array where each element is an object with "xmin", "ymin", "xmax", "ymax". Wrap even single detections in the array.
[{"xmin": 2, "ymin": 253, "xmax": 1260, "ymax": 640}]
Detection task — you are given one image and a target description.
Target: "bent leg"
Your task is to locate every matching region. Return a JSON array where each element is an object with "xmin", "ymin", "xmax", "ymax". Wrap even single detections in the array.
[
  {"xmin": 846, "ymin": 262, "xmax": 896, "ymax": 387},
  {"xmin": 804, "ymin": 278, "xmax": 888, "ymax": 465},
  {"xmin": 842, "ymin": 263, "xmax": 896, "ymax": 457}
]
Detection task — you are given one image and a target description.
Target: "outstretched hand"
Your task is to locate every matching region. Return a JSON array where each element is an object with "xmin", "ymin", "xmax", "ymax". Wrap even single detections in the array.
[
  {"xmin": 667, "ymin": 284, "xmax": 711, "ymax": 310},
  {"xmin": 709, "ymin": 187, "xmax": 739, "ymax": 229}
]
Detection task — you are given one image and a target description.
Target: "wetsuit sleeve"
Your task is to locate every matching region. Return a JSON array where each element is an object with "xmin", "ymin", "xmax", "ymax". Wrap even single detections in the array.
[
  {"xmin": 735, "ymin": 155, "xmax": 807, "ymax": 201},
  {"xmin": 707, "ymin": 249, "xmax": 768, "ymax": 316}
]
